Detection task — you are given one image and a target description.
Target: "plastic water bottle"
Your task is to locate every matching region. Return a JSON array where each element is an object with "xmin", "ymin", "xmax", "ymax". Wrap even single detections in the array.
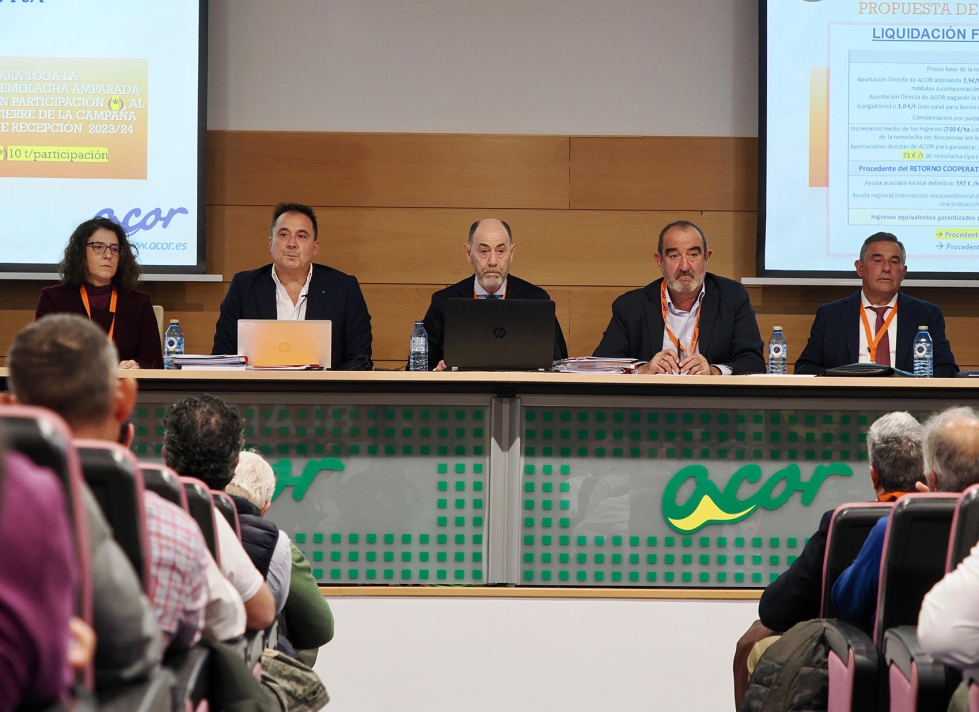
[
  {"xmin": 768, "ymin": 327, "xmax": 787, "ymax": 375},
  {"xmin": 408, "ymin": 321, "xmax": 429, "ymax": 371},
  {"xmin": 164, "ymin": 319, "xmax": 185, "ymax": 370},
  {"xmin": 913, "ymin": 326, "xmax": 933, "ymax": 378}
]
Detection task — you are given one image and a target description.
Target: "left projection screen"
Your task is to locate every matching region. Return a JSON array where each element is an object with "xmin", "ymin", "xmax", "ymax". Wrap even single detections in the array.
[{"xmin": 0, "ymin": 0, "xmax": 206, "ymax": 274}]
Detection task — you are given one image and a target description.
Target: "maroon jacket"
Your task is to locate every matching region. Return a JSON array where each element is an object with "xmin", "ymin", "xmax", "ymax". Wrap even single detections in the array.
[{"xmin": 36, "ymin": 283, "xmax": 164, "ymax": 369}]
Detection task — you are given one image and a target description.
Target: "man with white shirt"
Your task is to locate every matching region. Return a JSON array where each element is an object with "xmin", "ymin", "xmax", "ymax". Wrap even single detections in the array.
[
  {"xmin": 211, "ymin": 202, "xmax": 373, "ymax": 370},
  {"xmin": 593, "ymin": 220, "xmax": 765, "ymax": 375},
  {"xmin": 795, "ymin": 232, "xmax": 957, "ymax": 376}
]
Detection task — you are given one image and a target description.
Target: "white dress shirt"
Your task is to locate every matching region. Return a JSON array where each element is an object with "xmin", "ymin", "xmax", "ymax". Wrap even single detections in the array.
[
  {"xmin": 919, "ymin": 538, "xmax": 979, "ymax": 675},
  {"xmin": 858, "ymin": 291, "xmax": 898, "ymax": 365},
  {"xmin": 660, "ymin": 284, "xmax": 731, "ymax": 375},
  {"xmin": 272, "ymin": 264, "xmax": 313, "ymax": 320},
  {"xmin": 474, "ymin": 278, "xmax": 507, "ymax": 299}
]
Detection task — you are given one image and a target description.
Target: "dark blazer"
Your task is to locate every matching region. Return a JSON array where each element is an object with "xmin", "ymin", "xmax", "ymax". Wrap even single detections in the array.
[
  {"xmin": 212, "ymin": 263, "xmax": 373, "ymax": 371},
  {"xmin": 592, "ymin": 273, "xmax": 765, "ymax": 374},
  {"xmin": 422, "ymin": 275, "xmax": 569, "ymax": 367},
  {"xmin": 795, "ymin": 291, "xmax": 958, "ymax": 377},
  {"xmin": 758, "ymin": 509, "xmax": 833, "ymax": 633},
  {"xmin": 36, "ymin": 283, "xmax": 164, "ymax": 369}
]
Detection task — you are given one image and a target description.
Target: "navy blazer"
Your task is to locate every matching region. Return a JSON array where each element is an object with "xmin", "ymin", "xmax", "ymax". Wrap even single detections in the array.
[
  {"xmin": 592, "ymin": 273, "xmax": 766, "ymax": 374},
  {"xmin": 212, "ymin": 263, "xmax": 373, "ymax": 370},
  {"xmin": 795, "ymin": 291, "xmax": 957, "ymax": 377},
  {"xmin": 422, "ymin": 275, "xmax": 569, "ymax": 366}
]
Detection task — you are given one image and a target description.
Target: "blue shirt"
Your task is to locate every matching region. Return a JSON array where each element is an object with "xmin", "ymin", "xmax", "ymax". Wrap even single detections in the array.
[{"xmin": 831, "ymin": 515, "xmax": 889, "ymax": 628}]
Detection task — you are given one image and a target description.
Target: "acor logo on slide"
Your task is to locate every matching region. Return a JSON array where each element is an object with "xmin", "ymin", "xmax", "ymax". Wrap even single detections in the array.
[
  {"xmin": 95, "ymin": 206, "xmax": 189, "ymax": 235},
  {"xmin": 660, "ymin": 462, "xmax": 853, "ymax": 534}
]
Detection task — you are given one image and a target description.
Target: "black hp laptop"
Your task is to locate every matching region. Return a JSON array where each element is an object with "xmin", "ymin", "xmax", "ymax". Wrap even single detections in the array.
[{"xmin": 443, "ymin": 298, "xmax": 555, "ymax": 371}]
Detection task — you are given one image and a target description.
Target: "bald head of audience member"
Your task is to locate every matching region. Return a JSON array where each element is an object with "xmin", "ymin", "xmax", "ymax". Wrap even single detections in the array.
[
  {"xmin": 227, "ymin": 450, "xmax": 277, "ymax": 516},
  {"xmin": 866, "ymin": 411, "xmax": 925, "ymax": 496},
  {"xmin": 5, "ymin": 314, "xmax": 136, "ymax": 440},
  {"xmin": 923, "ymin": 406, "xmax": 979, "ymax": 493},
  {"xmin": 163, "ymin": 394, "xmax": 244, "ymax": 490}
]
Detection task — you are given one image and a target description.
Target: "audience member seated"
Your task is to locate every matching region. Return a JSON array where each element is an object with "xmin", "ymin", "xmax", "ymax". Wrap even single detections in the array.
[
  {"xmin": 6, "ymin": 314, "xmax": 244, "ymax": 656},
  {"xmin": 164, "ymin": 398, "xmax": 291, "ymax": 616},
  {"xmin": 733, "ymin": 411, "xmax": 925, "ymax": 704},
  {"xmin": 0, "ymin": 444, "xmax": 79, "ymax": 711},
  {"xmin": 230, "ymin": 451, "xmax": 335, "ymax": 662},
  {"xmin": 832, "ymin": 406, "xmax": 979, "ymax": 628},
  {"xmin": 211, "ymin": 202, "xmax": 373, "ymax": 370},
  {"xmin": 35, "ymin": 216, "xmax": 164, "ymax": 369},
  {"xmin": 916, "ymin": 418, "xmax": 979, "ymax": 673},
  {"xmin": 759, "ymin": 411, "xmax": 924, "ymax": 632},
  {"xmin": 422, "ymin": 218, "xmax": 568, "ymax": 371},
  {"xmin": 593, "ymin": 220, "xmax": 765, "ymax": 375},
  {"xmin": 163, "ymin": 396, "xmax": 277, "ymax": 632}
]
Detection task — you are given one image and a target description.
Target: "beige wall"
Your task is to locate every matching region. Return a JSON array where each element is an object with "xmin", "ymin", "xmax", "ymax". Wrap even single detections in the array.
[{"xmin": 1, "ymin": 130, "xmax": 977, "ymax": 369}]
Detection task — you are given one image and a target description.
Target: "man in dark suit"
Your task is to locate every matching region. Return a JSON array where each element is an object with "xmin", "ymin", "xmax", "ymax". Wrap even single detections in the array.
[
  {"xmin": 212, "ymin": 203, "xmax": 372, "ymax": 370},
  {"xmin": 795, "ymin": 232, "xmax": 957, "ymax": 376},
  {"xmin": 422, "ymin": 218, "xmax": 568, "ymax": 370},
  {"xmin": 593, "ymin": 220, "xmax": 764, "ymax": 374}
]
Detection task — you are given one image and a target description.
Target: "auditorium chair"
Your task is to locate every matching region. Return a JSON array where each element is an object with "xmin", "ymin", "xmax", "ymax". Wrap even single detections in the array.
[
  {"xmin": 825, "ymin": 493, "xmax": 957, "ymax": 712},
  {"xmin": 0, "ymin": 405, "xmax": 95, "ymax": 690},
  {"xmin": 211, "ymin": 490, "xmax": 241, "ymax": 539},
  {"xmin": 881, "ymin": 485, "xmax": 979, "ymax": 712},
  {"xmin": 181, "ymin": 476, "xmax": 220, "ymax": 563},
  {"xmin": 821, "ymin": 503, "xmax": 893, "ymax": 618},
  {"xmin": 76, "ymin": 441, "xmax": 151, "ymax": 590},
  {"xmin": 142, "ymin": 463, "xmax": 189, "ymax": 511}
]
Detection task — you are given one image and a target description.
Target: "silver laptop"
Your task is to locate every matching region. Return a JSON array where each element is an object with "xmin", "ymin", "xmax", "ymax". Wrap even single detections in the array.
[{"xmin": 238, "ymin": 320, "xmax": 332, "ymax": 368}]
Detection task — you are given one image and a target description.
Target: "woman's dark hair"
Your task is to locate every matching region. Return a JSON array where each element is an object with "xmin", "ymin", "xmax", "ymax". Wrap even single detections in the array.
[{"xmin": 59, "ymin": 216, "xmax": 141, "ymax": 291}]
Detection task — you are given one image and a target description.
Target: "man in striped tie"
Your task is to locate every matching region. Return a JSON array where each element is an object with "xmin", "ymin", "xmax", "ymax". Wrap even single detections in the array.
[{"xmin": 795, "ymin": 232, "xmax": 958, "ymax": 376}]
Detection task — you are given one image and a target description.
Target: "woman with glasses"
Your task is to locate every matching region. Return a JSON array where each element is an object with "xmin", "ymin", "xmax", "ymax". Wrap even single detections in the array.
[{"xmin": 34, "ymin": 216, "xmax": 164, "ymax": 368}]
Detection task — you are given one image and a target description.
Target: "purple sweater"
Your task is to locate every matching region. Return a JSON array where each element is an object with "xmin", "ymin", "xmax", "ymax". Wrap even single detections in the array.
[{"xmin": 0, "ymin": 451, "xmax": 77, "ymax": 711}]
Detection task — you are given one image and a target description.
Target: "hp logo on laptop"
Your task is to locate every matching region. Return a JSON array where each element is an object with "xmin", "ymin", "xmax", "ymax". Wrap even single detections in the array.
[{"xmin": 493, "ymin": 327, "xmax": 506, "ymax": 339}]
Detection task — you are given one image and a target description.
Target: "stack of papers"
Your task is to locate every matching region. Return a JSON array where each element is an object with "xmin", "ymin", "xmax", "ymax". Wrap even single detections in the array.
[
  {"xmin": 552, "ymin": 357, "xmax": 643, "ymax": 374},
  {"xmin": 170, "ymin": 354, "xmax": 247, "ymax": 370}
]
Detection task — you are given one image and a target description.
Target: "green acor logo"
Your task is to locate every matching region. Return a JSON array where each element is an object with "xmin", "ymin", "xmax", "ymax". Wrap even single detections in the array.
[
  {"xmin": 661, "ymin": 462, "xmax": 853, "ymax": 534},
  {"xmin": 270, "ymin": 457, "xmax": 345, "ymax": 501}
]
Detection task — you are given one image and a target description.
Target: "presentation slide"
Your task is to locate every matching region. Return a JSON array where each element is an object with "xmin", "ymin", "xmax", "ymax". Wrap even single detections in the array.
[
  {"xmin": 763, "ymin": 0, "xmax": 979, "ymax": 276},
  {"xmin": 0, "ymin": 0, "xmax": 203, "ymax": 272}
]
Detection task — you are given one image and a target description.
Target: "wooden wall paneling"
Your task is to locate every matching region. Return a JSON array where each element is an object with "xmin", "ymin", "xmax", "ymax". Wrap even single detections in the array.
[
  {"xmin": 361, "ymin": 284, "xmax": 448, "ymax": 363},
  {"xmin": 568, "ymin": 287, "xmax": 629, "ymax": 357},
  {"xmin": 569, "ymin": 137, "xmax": 757, "ymax": 212},
  {"xmin": 209, "ymin": 206, "xmax": 757, "ymax": 287},
  {"xmin": 207, "ymin": 132, "xmax": 571, "ymax": 209}
]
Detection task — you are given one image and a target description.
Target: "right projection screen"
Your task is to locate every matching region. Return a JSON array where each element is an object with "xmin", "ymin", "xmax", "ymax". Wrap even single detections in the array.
[{"xmin": 760, "ymin": 0, "xmax": 979, "ymax": 278}]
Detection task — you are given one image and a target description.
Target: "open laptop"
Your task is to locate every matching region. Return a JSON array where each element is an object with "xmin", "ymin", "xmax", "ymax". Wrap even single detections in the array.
[
  {"xmin": 238, "ymin": 320, "xmax": 332, "ymax": 368},
  {"xmin": 443, "ymin": 299, "xmax": 555, "ymax": 371}
]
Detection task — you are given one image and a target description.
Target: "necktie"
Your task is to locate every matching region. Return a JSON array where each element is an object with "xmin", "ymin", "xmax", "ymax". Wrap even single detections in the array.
[
  {"xmin": 868, "ymin": 306, "xmax": 891, "ymax": 366},
  {"xmin": 485, "ymin": 294, "xmax": 500, "ymax": 300}
]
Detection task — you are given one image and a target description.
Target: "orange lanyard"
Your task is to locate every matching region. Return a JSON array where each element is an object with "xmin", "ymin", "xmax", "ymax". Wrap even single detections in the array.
[
  {"xmin": 660, "ymin": 281, "xmax": 701, "ymax": 357},
  {"xmin": 80, "ymin": 285, "xmax": 118, "ymax": 340},
  {"xmin": 473, "ymin": 287, "xmax": 505, "ymax": 299},
  {"xmin": 859, "ymin": 301, "xmax": 898, "ymax": 363}
]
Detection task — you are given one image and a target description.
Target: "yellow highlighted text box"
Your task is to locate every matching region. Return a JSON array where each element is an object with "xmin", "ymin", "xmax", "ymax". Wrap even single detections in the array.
[
  {"xmin": 902, "ymin": 151, "xmax": 924, "ymax": 160},
  {"xmin": 935, "ymin": 228, "xmax": 979, "ymax": 240},
  {"xmin": 6, "ymin": 146, "xmax": 108, "ymax": 163}
]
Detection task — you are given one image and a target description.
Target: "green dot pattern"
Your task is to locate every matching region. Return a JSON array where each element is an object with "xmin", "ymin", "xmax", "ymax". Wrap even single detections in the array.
[
  {"xmin": 518, "ymin": 405, "xmax": 893, "ymax": 588},
  {"xmin": 130, "ymin": 401, "xmax": 490, "ymax": 585}
]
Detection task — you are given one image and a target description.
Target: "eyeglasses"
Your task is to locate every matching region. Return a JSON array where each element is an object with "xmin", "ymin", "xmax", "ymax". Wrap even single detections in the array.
[{"xmin": 87, "ymin": 241, "xmax": 121, "ymax": 257}]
